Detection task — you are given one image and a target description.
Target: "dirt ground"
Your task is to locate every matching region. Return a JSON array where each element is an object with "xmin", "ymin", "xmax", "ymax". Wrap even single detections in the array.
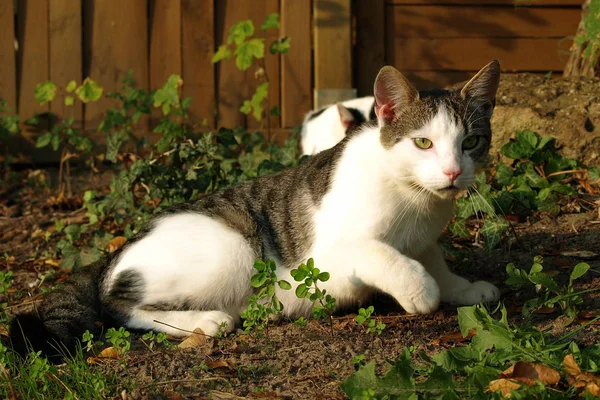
[{"xmin": 1, "ymin": 74, "xmax": 600, "ymax": 399}]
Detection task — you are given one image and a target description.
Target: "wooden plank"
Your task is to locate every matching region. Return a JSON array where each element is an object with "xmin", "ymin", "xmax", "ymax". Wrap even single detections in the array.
[
  {"xmin": 355, "ymin": 0, "xmax": 386, "ymax": 97},
  {"xmin": 216, "ymin": 0, "xmax": 248, "ymax": 128},
  {"xmin": 85, "ymin": 0, "xmax": 148, "ymax": 139},
  {"xmin": 388, "ymin": 38, "xmax": 572, "ymax": 71},
  {"xmin": 281, "ymin": 0, "xmax": 312, "ymax": 127},
  {"xmin": 182, "ymin": 0, "xmax": 215, "ymax": 129},
  {"xmin": 313, "ymin": 0, "xmax": 352, "ymax": 93},
  {"xmin": 150, "ymin": 0, "xmax": 181, "ymax": 127},
  {"xmin": 406, "ymin": 71, "xmax": 476, "ymax": 89},
  {"xmin": 0, "ymin": 1, "xmax": 16, "ymax": 110},
  {"xmin": 17, "ymin": 0, "xmax": 49, "ymax": 125},
  {"xmin": 49, "ymin": 0, "xmax": 82, "ymax": 124},
  {"xmin": 386, "ymin": 0, "xmax": 583, "ymax": 5},
  {"xmin": 388, "ymin": 6, "xmax": 580, "ymax": 38},
  {"xmin": 246, "ymin": 0, "xmax": 280, "ymax": 131}
]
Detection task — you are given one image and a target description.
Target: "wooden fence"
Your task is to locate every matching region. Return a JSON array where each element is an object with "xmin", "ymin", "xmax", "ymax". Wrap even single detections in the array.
[{"xmin": 0, "ymin": 0, "xmax": 584, "ymax": 159}]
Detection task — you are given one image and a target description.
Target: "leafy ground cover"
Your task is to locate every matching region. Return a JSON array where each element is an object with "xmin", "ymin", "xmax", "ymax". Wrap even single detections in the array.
[{"xmin": 1, "ymin": 71, "xmax": 600, "ymax": 399}]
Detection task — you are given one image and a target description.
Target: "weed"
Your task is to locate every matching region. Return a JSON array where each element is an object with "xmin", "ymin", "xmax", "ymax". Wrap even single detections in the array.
[
  {"xmin": 104, "ymin": 327, "xmax": 131, "ymax": 357},
  {"xmin": 352, "ymin": 353, "xmax": 366, "ymax": 368},
  {"xmin": 241, "ymin": 259, "xmax": 291, "ymax": 335},
  {"xmin": 293, "ymin": 316, "xmax": 308, "ymax": 327},
  {"xmin": 355, "ymin": 306, "xmax": 386, "ymax": 335},
  {"xmin": 506, "ymin": 256, "xmax": 594, "ymax": 319},
  {"xmin": 290, "ymin": 258, "xmax": 336, "ymax": 335},
  {"xmin": 141, "ymin": 331, "xmax": 171, "ymax": 350}
]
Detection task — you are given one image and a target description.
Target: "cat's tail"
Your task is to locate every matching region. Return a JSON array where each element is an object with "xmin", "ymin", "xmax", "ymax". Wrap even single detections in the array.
[{"xmin": 9, "ymin": 260, "xmax": 105, "ymax": 362}]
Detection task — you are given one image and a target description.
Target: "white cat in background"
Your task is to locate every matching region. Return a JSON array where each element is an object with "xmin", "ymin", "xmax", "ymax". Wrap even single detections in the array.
[{"xmin": 301, "ymin": 96, "xmax": 375, "ymax": 155}]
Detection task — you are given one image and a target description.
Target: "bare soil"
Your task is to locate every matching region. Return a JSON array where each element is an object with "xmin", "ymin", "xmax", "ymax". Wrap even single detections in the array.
[{"xmin": 1, "ymin": 74, "xmax": 600, "ymax": 399}]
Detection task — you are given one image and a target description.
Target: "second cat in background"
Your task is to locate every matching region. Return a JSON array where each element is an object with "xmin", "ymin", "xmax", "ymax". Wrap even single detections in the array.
[{"xmin": 300, "ymin": 96, "xmax": 375, "ymax": 156}]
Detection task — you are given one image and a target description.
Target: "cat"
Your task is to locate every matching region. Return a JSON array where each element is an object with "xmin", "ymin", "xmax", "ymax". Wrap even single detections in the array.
[
  {"xmin": 300, "ymin": 97, "xmax": 376, "ymax": 155},
  {"xmin": 9, "ymin": 60, "xmax": 502, "ymax": 360}
]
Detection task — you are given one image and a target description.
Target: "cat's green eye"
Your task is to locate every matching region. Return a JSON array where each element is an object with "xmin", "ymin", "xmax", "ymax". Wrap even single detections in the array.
[
  {"xmin": 462, "ymin": 136, "xmax": 479, "ymax": 150},
  {"xmin": 414, "ymin": 138, "xmax": 433, "ymax": 149}
]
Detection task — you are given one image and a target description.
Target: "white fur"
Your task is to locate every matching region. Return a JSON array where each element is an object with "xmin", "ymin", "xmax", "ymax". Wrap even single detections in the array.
[
  {"xmin": 103, "ymin": 107, "xmax": 500, "ymax": 337},
  {"xmin": 300, "ymin": 96, "xmax": 374, "ymax": 155}
]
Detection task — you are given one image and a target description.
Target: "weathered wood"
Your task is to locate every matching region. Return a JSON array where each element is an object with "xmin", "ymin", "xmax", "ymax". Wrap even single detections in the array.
[
  {"xmin": 150, "ymin": 0, "xmax": 182, "ymax": 127},
  {"xmin": 0, "ymin": 0, "xmax": 16, "ymax": 110},
  {"xmin": 355, "ymin": 0, "xmax": 385, "ymax": 97},
  {"xmin": 313, "ymin": 0, "xmax": 353, "ymax": 107},
  {"xmin": 281, "ymin": 0, "xmax": 312, "ymax": 127},
  {"xmin": 388, "ymin": 6, "xmax": 580, "ymax": 38},
  {"xmin": 387, "ymin": 0, "xmax": 583, "ymax": 5},
  {"xmin": 85, "ymin": 0, "xmax": 148, "ymax": 139},
  {"xmin": 49, "ymin": 0, "xmax": 82, "ymax": 123},
  {"xmin": 17, "ymin": 0, "xmax": 49, "ymax": 125},
  {"xmin": 182, "ymin": 0, "xmax": 216, "ymax": 129},
  {"xmin": 564, "ymin": 0, "xmax": 597, "ymax": 78},
  {"xmin": 389, "ymin": 38, "xmax": 572, "ymax": 71}
]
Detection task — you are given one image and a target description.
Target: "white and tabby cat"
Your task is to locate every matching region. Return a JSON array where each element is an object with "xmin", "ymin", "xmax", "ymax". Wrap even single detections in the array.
[
  {"xmin": 301, "ymin": 97, "xmax": 375, "ymax": 155},
  {"xmin": 10, "ymin": 61, "xmax": 502, "ymax": 360}
]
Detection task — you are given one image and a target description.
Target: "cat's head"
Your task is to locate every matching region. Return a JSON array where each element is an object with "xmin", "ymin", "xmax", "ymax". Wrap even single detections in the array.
[
  {"xmin": 336, "ymin": 103, "xmax": 368, "ymax": 136},
  {"xmin": 373, "ymin": 61, "xmax": 500, "ymax": 200}
]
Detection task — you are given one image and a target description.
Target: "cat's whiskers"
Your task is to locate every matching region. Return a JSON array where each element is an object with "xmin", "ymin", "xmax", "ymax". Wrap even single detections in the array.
[{"xmin": 383, "ymin": 183, "xmax": 426, "ymax": 238}]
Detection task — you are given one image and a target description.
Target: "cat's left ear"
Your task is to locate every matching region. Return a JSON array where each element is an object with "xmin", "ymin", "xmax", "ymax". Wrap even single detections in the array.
[
  {"xmin": 460, "ymin": 60, "xmax": 500, "ymax": 109},
  {"xmin": 374, "ymin": 66, "xmax": 419, "ymax": 125}
]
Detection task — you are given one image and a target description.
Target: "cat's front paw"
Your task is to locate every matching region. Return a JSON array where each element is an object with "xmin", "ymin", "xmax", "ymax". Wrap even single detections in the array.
[
  {"xmin": 448, "ymin": 281, "xmax": 500, "ymax": 305},
  {"xmin": 399, "ymin": 275, "xmax": 440, "ymax": 314}
]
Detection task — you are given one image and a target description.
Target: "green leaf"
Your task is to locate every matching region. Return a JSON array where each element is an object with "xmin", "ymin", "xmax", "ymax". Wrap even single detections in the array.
[
  {"xmin": 528, "ymin": 272, "xmax": 560, "ymax": 292},
  {"xmin": 36, "ymin": 133, "xmax": 52, "ymax": 148},
  {"xmin": 51, "ymin": 134, "xmax": 61, "ymax": 151},
  {"xmin": 317, "ymin": 272, "xmax": 330, "ymax": 282},
  {"xmin": 63, "ymin": 95, "xmax": 75, "ymax": 107},
  {"xmin": 234, "ymin": 38, "xmax": 265, "ymax": 71},
  {"xmin": 270, "ymin": 36, "xmax": 291, "ymax": 54},
  {"xmin": 75, "ymin": 78, "xmax": 103, "ymax": 103},
  {"xmin": 589, "ymin": 166, "xmax": 600, "ymax": 182},
  {"xmin": 457, "ymin": 305, "xmax": 481, "ymax": 336},
  {"xmin": 35, "ymin": 81, "xmax": 57, "ymax": 104},
  {"xmin": 66, "ymin": 80, "xmax": 77, "ymax": 93},
  {"xmin": 570, "ymin": 262, "xmax": 590, "ymax": 283},
  {"xmin": 449, "ymin": 218, "xmax": 469, "ymax": 237},
  {"xmin": 480, "ymin": 216, "xmax": 509, "ymax": 249},
  {"xmin": 340, "ymin": 362, "xmax": 378, "ymax": 398},
  {"xmin": 228, "ymin": 20, "xmax": 255, "ymax": 45},
  {"xmin": 153, "ymin": 74, "xmax": 183, "ymax": 115},
  {"xmin": 495, "ymin": 161, "xmax": 514, "ymax": 186},
  {"xmin": 261, "ymin": 13, "xmax": 280, "ymax": 31},
  {"xmin": 212, "ymin": 44, "xmax": 233, "ymax": 63},
  {"xmin": 517, "ymin": 130, "xmax": 539, "ymax": 150},
  {"xmin": 295, "ymin": 284, "xmax": 309, "ymax": 298},
  {"xmin": 278, "ymin": 280, "xmax": 292, "ymax": 290}
]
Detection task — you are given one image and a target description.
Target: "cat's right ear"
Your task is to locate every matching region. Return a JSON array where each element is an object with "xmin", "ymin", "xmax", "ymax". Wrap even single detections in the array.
[
  {"xmin": 373, "ymin": 66, "xmax": 419, "ymax": 125},
  {"xmin": 336, "ymin": 104, "xmax": 356, "ymax": 129}
]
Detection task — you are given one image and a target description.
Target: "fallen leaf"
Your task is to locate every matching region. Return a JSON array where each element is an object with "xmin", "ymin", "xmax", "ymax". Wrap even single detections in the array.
[
  {"xmin": 106, "ymin": 236, "xmax": 127, "ymax": 253},
  {"xmin": 560, "ymin": 250, "xmax": 598, "ymax": 259},
  {"xmin": 510, "ymin": 362, "xmax": 560, "ymax": 385},
  {"xmin": 564, "ymin": 354, "xmax": 600, "ymax": 395},
  {"xmin": 86, "ymin": 346, "xmax": 119, "ymax": 364},
  {"xmin": 587, "ymin": 382, "xmax": 600, "ymax": 397},
  {"xmin": 431, "ymin": 329, "xmax": 476, "ymax": 346},
  {"xmin": 533, "ymin": 306, "xmax": 557, "ymax": 314},
  {"xmin": 205, "ymin": 359, "xmax": 234, "ymax": 370},
  {"xmin": 488, "ymin": 379, "xmax": 521, "ymax": 397},
  {"xmin": 178, "ymin": 328, "xmax": 207, "ymax": 349},
  {"xmin": 564, "ymin": 354, "xmax": 582, "ymax": 377}
]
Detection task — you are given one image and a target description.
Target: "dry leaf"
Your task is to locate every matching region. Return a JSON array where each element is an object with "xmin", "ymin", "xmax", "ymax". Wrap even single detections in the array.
[
  {"xmin": 106, "ymin": 236, "xmax": 127, "ymax": 253},
  {"xmin": 587, "ymin": 382, "xmax": 600, "ymax": 397},
  {"xmin": 432, "ymin": 329, "xmax": 476, "ymax": 346},
  {"xmin": 178, "ymin": 328, "xmax": 207, "ymax": 349},
  {"xmin": 488, "ymin": 379, "xmax": 521, "ymax": 397},
  {"xmin": 206, "ymin": 359, "xmax": 234, "ymax": 370},
  {"xmin": 86, "ymin": 346, "xmax": 120, "ymax": 364},
  {"xmin": 563, "ymin": 354, "xmax": 600, "ymax": 395},
  {"xmin": 560, "ymin": 250, "xmax": 598, "ymax": 259},
  {"xmin": 533, "ymin": 306, "xmax": 557, "ymax": 314}
]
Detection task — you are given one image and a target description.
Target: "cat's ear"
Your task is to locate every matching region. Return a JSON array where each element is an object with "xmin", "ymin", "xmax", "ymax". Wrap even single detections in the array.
[
  {"xmin": 336, "ymin": 104, "xmax": 356, "ymax": 130},
  {"xmin": 373, "ymin": 66, "xmax": 419, "ymax": 125},
  {"xmin": 460, "ymin": 60, "xmax": 500, "ymax": 107}
]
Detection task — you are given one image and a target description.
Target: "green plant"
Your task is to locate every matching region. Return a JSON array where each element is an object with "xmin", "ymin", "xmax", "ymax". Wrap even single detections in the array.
[
  {"xmin": 241, "ymin": 259, "xmax": 291, "ymax": 334},
  {"xmin": 506, "ymin": 256, "xmax": 594, "ymax": 319},
  {"xmin": 352, "ymin": 353, "xmax": 366, "ymax": 367},
  {"xmin": 355, "ymin": 306, "xmax": 386, "ymax": 335},
  {"xmin": 0, "ymin": 98, "xmax": 19, "ymax": 154},
  {"xmin": 33, "ymin": 79, "xmax": 103, "ymax": 196},
  {"xmin": 290, "ymin": 258, "xmax": 336, "ymax": 335},
  {"xmin": 212, "ymin": 13, "xmax": 290, "ymax": 130},
  {"xmin": 451, "ymin": 130, "xmax": 599, "ymax": 248},
  {"xmin": 104, "ymin": 327, "xmax": 131, "ymax": 357},
  {"xmin": 293, "ymin": 316, "xmax": 308, "ymax": 327},
  {"xmin": 342, "ymin": 302, "xmax": 600, "ymax": 399},
  {"xmin": 141, "ymin": 331, "xmax": 171, "ymax": 350}
]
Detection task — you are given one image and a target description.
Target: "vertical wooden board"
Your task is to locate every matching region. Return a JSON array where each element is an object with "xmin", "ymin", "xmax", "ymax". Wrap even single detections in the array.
[
  {"xmin": 150, "ymin": 0, "xmax": 181, "ymax": 127},
  {"xmin": 182, "ymin": 0, "xmax": 215, "ymax": 129},
  {"xmin": 215, "ymin": 0, "xmax": 248, "ymax": 128},
  {"xmin": 313, "ymin": 0, "xmax": 352, "ymax": 90},
  {"xmin": 246, "ymin": 0, "xmax": 280, "ymax": 131},
  {"xmin": 281, "ymin": 0, "xmax": 311, "ymax": 127},
  {"xmin": 49, "ymin": 0, "xmax": 82, "ymax": 124},
  {"xmin": 85, "ymin": 0, "xmax": 148, "ymax": 139},
  {"xmin": 355, "ymin": 0, "xmax": 385, "ymax": 97},
  {"xmin": 0, "ymin": 1, "xmax": 16, "ymax": 110},
  {"xmin": 17, "ymin": 0, "xmax": 49, "ymax": 125}
]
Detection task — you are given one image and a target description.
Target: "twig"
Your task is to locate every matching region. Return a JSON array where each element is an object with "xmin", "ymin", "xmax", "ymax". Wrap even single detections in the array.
[
  {"xmin": 152, "ymin": 320, "xmax": 212, "ymax": 338},
  {"xmin": 546, "ymin": 169, "xmax": 587, "ymax": 179},
  {"xmin": 141, "ymin": 377, "xmax": 228, "ymax": 389}
]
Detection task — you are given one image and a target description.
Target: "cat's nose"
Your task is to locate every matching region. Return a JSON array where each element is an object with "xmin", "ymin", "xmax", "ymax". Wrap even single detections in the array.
[{"xmin": 443, "ymin": 169, "xmax": 462, "ymax": 181}]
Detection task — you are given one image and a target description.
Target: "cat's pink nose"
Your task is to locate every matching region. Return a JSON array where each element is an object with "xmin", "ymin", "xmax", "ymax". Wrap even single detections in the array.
[{"xmin": 444, "ymin": 169, "xmax": 462, "ymax": 181}]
